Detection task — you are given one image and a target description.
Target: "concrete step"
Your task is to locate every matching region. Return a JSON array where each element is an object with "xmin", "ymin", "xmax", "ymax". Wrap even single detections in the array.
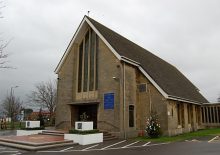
[
  {"xmin": 104, "ymin": 137, "xmax": 118, "ymax": 141},
  {"xmin": 42, "ymin": 130, "xmax": 67, "ymax": 134},
  {"xmin": 0, "ymin": 137, "xmax": 73, "ymax": 147},
  {"xmin": 100, "ymin": 130, "xmax": 118, "ymax": 141},
  {"xmin": 0, "ymin": 134, "xmax": 78, "ymax": 151},
  {"xmin": 103, "ymin": 133, "xmax": 112, "ymax": 136},
  {"xmin": 0, "ymin": 140, "xmax": 77, "ymax": 151},
  {"xmin": 39, "ymin": 132, "xmax": 64, "ymax": 136},
  {"xmin": 40, "ymin": 130, "xmax": 68, "ymax": 136},
  {"xmin": 103, "ymin": 135, "xmax": 115, "ymax": 138}
]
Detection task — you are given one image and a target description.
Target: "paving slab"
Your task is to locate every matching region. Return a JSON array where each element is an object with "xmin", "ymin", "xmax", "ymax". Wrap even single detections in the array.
[
  {"xmin": 0, "ymin": 134, "xmax": 67, "ymax": 144},
  {"xmin": 0, "ymin": 134, "xmax": 77, "ymax": 151}
]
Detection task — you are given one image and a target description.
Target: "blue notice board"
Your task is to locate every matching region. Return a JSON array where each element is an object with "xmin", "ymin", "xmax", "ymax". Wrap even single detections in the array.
[{"xmin": 104, "ymin": 93, "xmax": 114, "ymax": 109}]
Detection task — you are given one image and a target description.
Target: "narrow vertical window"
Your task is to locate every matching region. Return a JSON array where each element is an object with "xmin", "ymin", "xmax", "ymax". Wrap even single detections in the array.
[
  {"xmin": 89, "ymin": 30, "xmax": 95, "ymax": 91},
  {"xmin": 215, "ymin": 107, "xmax": 218, "ymax": 123},
  {"xmin": 195, "ymin": 106, "xmax": 198, "ymax": 123},
  {"xmin": 187, "ymin": 104, "xmax": 191, "ymax": 124},
  {"xmin": 197, "ymin": 106, "xmax": 201, "ymax": 124},
  {"xmin": 218, "ymin": 107, "xmax": 220, "ymax": 123},
  {"xmin": 208, "ymin": 107, "xmax": 211, "ymax": 123},
  {"xmin": 205, "ymin": 107, "xmax": 208, "ymax": 123},
  {"xmin": 129, "ymin": 105, "xmax": 134, "ymax": 127},
  {"xmin": 78, "ymin": 42, "xmax": 83, "ymax": 92},
  {"xmin": 201, "ymin": 107, "xmax": 204, "ymax": 123},
  {"xmin": 77, "ymin": 29, "xmax": 99, "ymax": 95},
  {"xmin": 83, "ymin": 32, "xmax": 89, "ymax": 92},
  {"xmin": 95, "ymin": 35, "xmax": 99, "ymax": 90},
  {"xmin": 177, "ymin": 104, "xmax": 181, "ymax": 125},
  {"xmin": 181, "ymin": 104, "xmax": 185, "ymax": 128},
  {"xmin": 211, "ymin": 107, "xmax": 214, "ymax": 123}
]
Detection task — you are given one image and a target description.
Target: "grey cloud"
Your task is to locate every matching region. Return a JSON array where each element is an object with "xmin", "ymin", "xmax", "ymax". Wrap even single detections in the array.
[{"xmin": 0, "ymin": 0, "xmax": 220, "ymax": 104}]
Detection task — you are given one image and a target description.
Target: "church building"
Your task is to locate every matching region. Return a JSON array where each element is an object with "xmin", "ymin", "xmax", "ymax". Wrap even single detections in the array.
[{"xmin": 55, "ymin": 16, "xmax": 208, "ymax": 138}]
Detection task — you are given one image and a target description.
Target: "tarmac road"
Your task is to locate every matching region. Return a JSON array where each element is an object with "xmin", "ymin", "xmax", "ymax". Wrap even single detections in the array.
[{"xmin": 22, "ymin": 140, "xmax": 220, "ymax": 155}]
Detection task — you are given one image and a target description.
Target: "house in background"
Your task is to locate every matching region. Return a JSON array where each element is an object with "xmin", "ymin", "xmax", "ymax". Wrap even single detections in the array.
[
  {"xmin": 55, "ymin": 16, "xmax": 208, "ymax": 138},
  {"xmin": 28, "ymin": 111, "xmax": 51, "ymax": 121}
]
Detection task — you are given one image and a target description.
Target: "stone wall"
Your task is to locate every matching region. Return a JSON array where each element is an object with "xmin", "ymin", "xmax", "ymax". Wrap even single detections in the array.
[
  {"xmin": 135, "ymin": 71, "xmax": 168, "ymax": 136},
  {"xmin": 123, "ymin": 64, "xmax": 137, "ymax": 138},
  {"xmin": 96, "ymin": 38, "xmax": 121, "ymax": 132},
  {"xmin": 167, "ymin": 101, "xmax": 201, "ymax": 136},
  {"xmin": 55, "ymin": 43, "xmax": 78, "ymax": 129}
]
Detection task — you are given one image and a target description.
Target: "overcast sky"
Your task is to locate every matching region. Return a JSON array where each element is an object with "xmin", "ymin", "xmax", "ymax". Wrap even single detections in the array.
[{"xmin": 0, "ymin": 0, "xmax": 220, "ymax": 105}]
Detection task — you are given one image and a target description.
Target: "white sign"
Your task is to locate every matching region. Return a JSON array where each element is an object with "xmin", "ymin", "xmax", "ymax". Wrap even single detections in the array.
[
  {"xmin": 75, "ymin": 121, "xmax": 93, "ymax": 131},
  {"xmin": 25, "ymin": 121, "xmax": 40, "ymax": 128}
]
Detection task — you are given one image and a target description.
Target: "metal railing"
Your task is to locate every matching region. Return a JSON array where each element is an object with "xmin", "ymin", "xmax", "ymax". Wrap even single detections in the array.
[
  {"xmin": 55, "ymin": 121, "xmax": 71, "ymax": 128},
  {"xmin": 97, "ymin": 120, "xmax": 120, "ymax": 130}
]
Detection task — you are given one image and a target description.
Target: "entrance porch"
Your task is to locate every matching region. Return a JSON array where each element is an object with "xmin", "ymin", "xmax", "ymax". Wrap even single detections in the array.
[{"xmin": 70, "ymin": 103, "xmax": 98, "ymax": 129}]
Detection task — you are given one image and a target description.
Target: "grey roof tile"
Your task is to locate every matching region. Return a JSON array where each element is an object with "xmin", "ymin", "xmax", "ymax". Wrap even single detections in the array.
[{"xmin": 87, "ymin": 16, "xmax": 208, "ymax": 103}]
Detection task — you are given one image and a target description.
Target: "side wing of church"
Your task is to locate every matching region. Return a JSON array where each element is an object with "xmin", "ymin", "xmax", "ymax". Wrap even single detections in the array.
[{"xmin": 55, "ymin": 16, "xmax": 208, "ymax": 138}]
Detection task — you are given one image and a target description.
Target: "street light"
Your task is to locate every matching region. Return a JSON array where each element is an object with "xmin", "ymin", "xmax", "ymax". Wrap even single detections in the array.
[
  {"xmin": 10, "ymin": 86, "xmax": 19, "ymax": 96},
  {"xmin": 10, "ymin": 85, "xmax": 19, "ymax": 106}
]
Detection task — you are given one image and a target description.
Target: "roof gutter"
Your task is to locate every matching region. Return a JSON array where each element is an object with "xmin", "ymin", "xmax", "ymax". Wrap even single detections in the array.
[
  {"xmin": 121, "ymin": 56, "xmax": 140, "ymax": 66},
  {"xmin": 167, "ymin": 95, "xmax": 203, "ymax": 105}
]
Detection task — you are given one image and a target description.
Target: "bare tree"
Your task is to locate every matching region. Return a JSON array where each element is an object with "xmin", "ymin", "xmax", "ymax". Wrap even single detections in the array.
[
  {"xmin": 27, "ymin": 80, "xmax": 57, "ymax": 123},
  {"xmin": 1, "ymin": 92, "xmax": 23, "ymax": 129},
  {"xmin": 0, "ymin": 41, "xmax": 10, "ymax": 68},
  {"xmin": 0, "ymin": 2, "xmax": 12, "ymax": 69},
  {"xmin": 0, "ymin": 1, "xmax": 5, "ymax": 18}
]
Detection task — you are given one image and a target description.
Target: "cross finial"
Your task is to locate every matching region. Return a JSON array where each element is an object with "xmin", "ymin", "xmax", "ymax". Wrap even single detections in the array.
[{"xmin": 87, "ymin": 11, "xmax": 90, "ymax": 16}]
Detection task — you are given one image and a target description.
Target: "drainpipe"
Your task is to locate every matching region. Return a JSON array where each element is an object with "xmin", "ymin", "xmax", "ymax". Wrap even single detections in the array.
[
  {"xmin": 149, "ymin": 84, "xmax": 152, "ymax": 114},
  {"xmin": 123, "ymin": 62, "xmax": 126, "ymax": 139},
  {"xmin": 56, "ymin": 77, "xmax": 60, "ymax": 128}
]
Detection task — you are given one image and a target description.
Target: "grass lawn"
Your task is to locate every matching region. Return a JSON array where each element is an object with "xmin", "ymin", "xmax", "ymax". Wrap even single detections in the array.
[{"xmin": 136, "ymin": 128, "xmax": 220, "ymax": 143}]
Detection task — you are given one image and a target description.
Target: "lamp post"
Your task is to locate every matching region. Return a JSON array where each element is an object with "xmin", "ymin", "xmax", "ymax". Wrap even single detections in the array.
[
  {"xmin": 10, "ymin": 86, "xmax": 19, "ymax": 97},
  {"xmin": 9, "ymin": 86, "xmax": 19, "ymax": 129}
]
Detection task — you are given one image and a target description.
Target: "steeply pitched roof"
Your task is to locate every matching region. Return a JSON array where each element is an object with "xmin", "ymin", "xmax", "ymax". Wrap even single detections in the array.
[{"xmin": 86, "ymin": 16, "xmax": 208, "ymax": 103}]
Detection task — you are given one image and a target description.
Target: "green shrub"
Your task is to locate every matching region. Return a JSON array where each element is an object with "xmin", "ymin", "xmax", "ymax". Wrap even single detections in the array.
[
  {"xmin": 69, "ymin": 129, "xmax": 100, "ymax": 135},
  {"xmin": 20, "ymin": 127, "xmax": 45, "ymax": 130}
]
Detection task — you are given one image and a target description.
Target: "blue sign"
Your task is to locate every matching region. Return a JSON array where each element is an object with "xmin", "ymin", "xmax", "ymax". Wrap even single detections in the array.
[{"xmin": 104, "ymin": 93, "xmax": 114, "ymax": 109}]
